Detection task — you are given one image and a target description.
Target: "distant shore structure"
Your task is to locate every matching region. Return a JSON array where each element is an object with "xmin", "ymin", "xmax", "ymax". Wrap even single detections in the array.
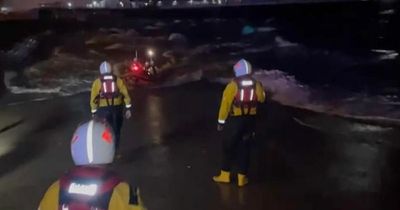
[{"xmin": 1, "ymin": 0, "xmax": 377, "ymax": 11}]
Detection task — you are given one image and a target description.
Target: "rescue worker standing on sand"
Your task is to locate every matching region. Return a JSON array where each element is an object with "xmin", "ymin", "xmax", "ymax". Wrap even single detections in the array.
[
  {"xmin": 38, "ymin": 119, "xmax": 146, "ymax": 210},
  {"xmin": 91, "ymin": 61, "xmax": 132, "ymax": 149},
  {"xmin": 214, "ymin": 59, "xmax": 266, "ymax": 187}
]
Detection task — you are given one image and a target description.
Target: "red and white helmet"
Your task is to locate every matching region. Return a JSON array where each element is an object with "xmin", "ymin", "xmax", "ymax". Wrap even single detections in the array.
[
  {"xmin": 233, "ymin": 59, "xmax": 252, "ymax": 77},
  {"xmin": 70, "ymin": 119, "xmax": 115, "ymax": 166}
]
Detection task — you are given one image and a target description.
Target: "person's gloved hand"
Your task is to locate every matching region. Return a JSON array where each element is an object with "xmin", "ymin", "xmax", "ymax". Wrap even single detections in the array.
[
  {"xmin": 217, "ymin": 123, "xmax": 224, "ymax": 131},
  {"xmin": 125, "ymin": 109, "xmax": 132, "ymax": 119}
]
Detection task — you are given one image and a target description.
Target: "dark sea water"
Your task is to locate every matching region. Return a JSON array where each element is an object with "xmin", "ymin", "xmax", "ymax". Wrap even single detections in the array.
[{"xmin": 1, "ymin": 2, "xmax": 400, "ymax": 122}]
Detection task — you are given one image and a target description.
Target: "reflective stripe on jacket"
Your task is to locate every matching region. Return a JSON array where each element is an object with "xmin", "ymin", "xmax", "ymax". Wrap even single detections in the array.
[
  {"xmin": 39, "ymin": 179, "xmax": 146, "ymax": 210},
  {"xmin": 90, "ymin": 77, "xmax": 131, "ymax": 113},
  {"xmin": 218, "ymin": 78, "xmax": 265, "ymax": 124}
]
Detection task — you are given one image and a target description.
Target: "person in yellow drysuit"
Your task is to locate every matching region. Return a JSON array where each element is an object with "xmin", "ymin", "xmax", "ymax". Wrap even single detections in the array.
[
  {"xmin": 38, "ymin": 119, "xmax": 146, "ymax": 210},
  {"xmin": 214, "ymin": 59, "xmax": 266, "ymax": 187},
  {"xmin": 90, "ymin": 61, "xmax": 132, "ymax": 148}
]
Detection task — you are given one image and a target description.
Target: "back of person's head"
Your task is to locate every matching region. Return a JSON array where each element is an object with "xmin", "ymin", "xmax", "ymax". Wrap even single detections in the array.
[
  {"xmin": 99, "ymin": 61, "xmax": 112, "ymax": 75},
  {"xmin": 233, "ymin": 59, "xmax": 252, "ymax": 77},
  {"xmin": 71, "ymin": 119, "xmax": 115, "ymax": 166}
]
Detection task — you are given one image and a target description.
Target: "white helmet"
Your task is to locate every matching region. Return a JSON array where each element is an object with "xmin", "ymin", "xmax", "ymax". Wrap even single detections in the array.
[
  {"xmin": 100, "ymin": 61, "xmax": 112, "ymax": 75},
  {"xmin": 233, "ymin": 59, "xmax": 252, "ymax": 77},
  {"xmin": 70, "ymin": 119, "xmax": 115, "ymax": 166}
]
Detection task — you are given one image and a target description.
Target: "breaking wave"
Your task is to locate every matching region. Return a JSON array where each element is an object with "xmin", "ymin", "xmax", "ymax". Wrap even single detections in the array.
[
  {"xmin": 211, "ymin": 69, "xmax": 400, "ymax": 125},
  {"xmin": 2, "ymin": 20, "xmax": 400, "ymax": 127}
]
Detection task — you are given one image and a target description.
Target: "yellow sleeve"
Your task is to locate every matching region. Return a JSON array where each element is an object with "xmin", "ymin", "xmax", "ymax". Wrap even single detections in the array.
[
  {"xmin": 256, "ymin": 81, "xmax": 266, "ymax": 103},
  {"xmin": 109, "ymin": 182, "xmax": 147, "ymax": 210},
  {"xmin": 90, "ymin": 79, "xmax": 101, "ymax": 113},
  {"xmin": 117, "ymin": 78, "xmax": 132, "ymax": 109},
  {"xmin": 38, "ymin": 181, "xmax": 60, "ymax": 210},
  {"xmin": 218, "ymin": 81, "xmax": 237, "ymax": 124}
]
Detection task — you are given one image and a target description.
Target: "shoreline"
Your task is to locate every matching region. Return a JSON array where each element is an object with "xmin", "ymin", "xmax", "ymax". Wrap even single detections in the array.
[{"xmin": 0, "ymin": 82, "xmax": 399, "ymax": 209}]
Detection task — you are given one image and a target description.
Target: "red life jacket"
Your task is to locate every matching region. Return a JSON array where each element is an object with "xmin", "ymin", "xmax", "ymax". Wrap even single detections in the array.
[
  {"xmin": 233, "ymin": 76, "xmax": 258, "ymax": 115},
  {"xmin": 100, "ymin": 74, "xmax": 120, "ymax": 102},
  {"xmin": 58, "ymin": 166, "xmax": 122, "ymax": 210}
]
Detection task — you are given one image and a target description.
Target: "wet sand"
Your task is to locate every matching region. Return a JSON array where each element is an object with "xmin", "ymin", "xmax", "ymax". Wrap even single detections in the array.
[{"xmin": 0, "ymin": 81, "xmax": 399, "ymax": 210}]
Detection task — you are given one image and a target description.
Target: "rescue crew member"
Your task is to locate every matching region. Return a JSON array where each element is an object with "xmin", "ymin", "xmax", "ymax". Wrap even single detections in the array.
[
  {"xmin": 38, "ymin": 119, "xmax": 147, "ymax": 210},
  {"xmin": 90, "ymin": 61, "xmax": 132, "ymax": 148},
  {"xmin": 213, "ymin": 59, "xmax": 266, "ymax": 187}
]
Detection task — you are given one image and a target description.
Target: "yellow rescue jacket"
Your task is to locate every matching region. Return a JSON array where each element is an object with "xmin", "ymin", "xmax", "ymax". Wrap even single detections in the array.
[
  {"xmin": 218, "ymin": 78, "xmax": 265, "ymax": 124},
  {"xmin": 90, "ymin": 76, "xmax": 132, "ymax": 113},
  {"xmin": 38, "ymin": 181, "xmax": 146, "ymax": 210}
]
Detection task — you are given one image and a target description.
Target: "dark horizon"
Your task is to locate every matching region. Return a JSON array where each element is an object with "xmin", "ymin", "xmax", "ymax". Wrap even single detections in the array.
[{"xmin": 1, "ymin": 0, "xmax": 383, "ymax": 11}]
